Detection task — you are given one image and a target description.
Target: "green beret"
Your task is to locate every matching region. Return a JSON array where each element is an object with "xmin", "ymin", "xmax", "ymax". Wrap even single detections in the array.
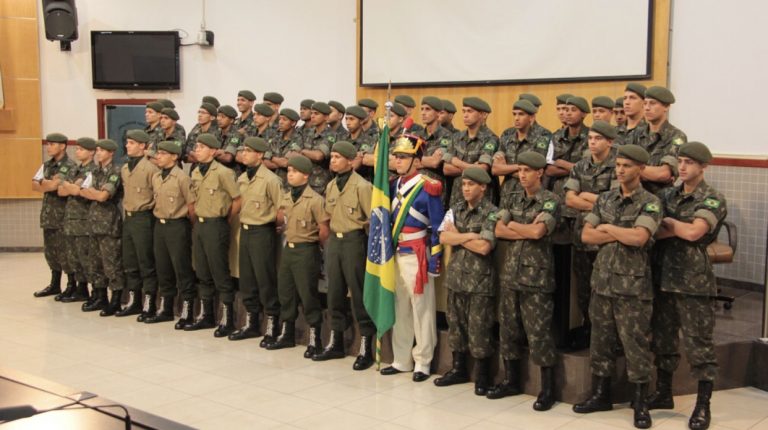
[
  {"xmin": 519, "ymin": 93, "xmax": 542, "ymax": 107},
  {"xmin": 288, "ymin": 155, "xmax": 313, "ymax": 174},
  {"xmin": 394, "ymin": 95, "xmax": 416, "ymax": 108},
  {"xmin": 244, "ymin": 136, "xmax": 269, "ymax": 152},
  {"xmin": 238, "ymin": 90, "xmax": 256, "ymax": 101},
  {"xmin": 678, "ymin": 141, "xmax": 712, "ymax": 164},
  {"xmin": 328, "ymin": 100, "xmax": 346, "ymax": 114},
  {"xmin": 126, "ymin": 129, "xmax": 150, "ymax": 143},
  {"xmin": 615, "ymin": 97, "xmax": 624, "ymax": 108},
  {"xmin": 592, "ymin": 96, "xmax": 615, "ymax": 110},
  {"xmin": 617, "ymin": 144, "xmax": 650, "ymax": 164},
  {"xmin": 331, "ymin": 141, "xmax": 357, "ymax": 159},
  {"xmin": 590, "ymin": 121, "xmax": 618, "ymax": 140},
  {"xmin": 311, "ymin": 102, "xmax": 331, "ymax": 115},
  {"xmin": 566, "ymin": 96, "xmax": 591, "ymax": 113},
  {"xmin": 146, "ymin": 101, "xmax": 164, "ymax": 113},
  {"xmin": 625, "ymin": 82, "xmax": 647, "ymax": 98},
  {"xmin": 345, "ymin": 105, "xmax": 368, "ymax": 120},
  {"xmin": 556, "ymin": 93, "xmax": 574, "ymax": 104},
  {"xmin": 263, "ymin": 92, "xmax": 284, "ymax": 104},
  {"xmin": 202, "ymin": 96, "xmax": 220, "ymax": 108},
  {"xmin": 280, "ymin": 108, "xmax": 300, "ymax": 122},
  {"xmin": 390, "ymin": 103, "xmax": 407, "ymax": 117},
  {"xmin": 96, "ymin": 139, "xmax": 118, "ymax": 151},
  {"xmin": 157, "ymin": 98, "xmax": 175, "ymax": 108},
  {"xmin": 157, "ymin": 140, "xmax": 183, "ymax": 155},
  {"xmin": 253, "ymin": 103, "xmax": 275, "ymax": 117},
  {"xmin": 441, "ymin": 99, "xmax": 457, "ymax": 113},
  {"xmin": 645, "ymin": 86, "xmax": 675, "ymax": 104},
  {"xmin": 300, "ymin": 99, "xmax": 316, "ymax": 109},
  {"xmin": 462, "ymin": 166, "xmax": 491, "ymax": 185},
  {"xmin": 513, "ymin": 99, "xmax": 538, "ymax": 115},
  {"xmin": 200, "ymin": 102, "xmax": 217, "ymax": 116},
  {"xmin": 161, "ymin": 108, "xmax": 179, "ymax": 121},
  {"xmin": 357, "ymin": 98, "xmax": 378, "ymax": 110},
  {"xmin": 196, "ymin": 133, "xmax": 221, "ymax": 149},
  {"xmin": 517, "ymin": 151, "xmax": 547, "ymax": 169},
  {"xmin": 421, "ymin": 96, "xmax": 443, "ymax": 111},
  {"xmin": 462, "ymin": 97, "xmax": 492, "ymax": 113},
  {"xmin": 218, "ymin": 105, "xmax": 238, "ymax": 119},
  {"xmin": 45, "ymin": 132, "xmax": 68, "ymax": 143},
  {"xmin": 76, "ymin": 137, "xmax": 96, "ymax": 150}
]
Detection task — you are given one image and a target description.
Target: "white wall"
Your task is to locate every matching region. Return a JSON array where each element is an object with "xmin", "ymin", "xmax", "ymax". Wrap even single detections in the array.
[
  {"xmin": 38, "ymin": 0, "xmax": 357, "ymax": 138},
  {"xmin": 669, "ymin": 0, "xmax": 768, "ymax": 157}
]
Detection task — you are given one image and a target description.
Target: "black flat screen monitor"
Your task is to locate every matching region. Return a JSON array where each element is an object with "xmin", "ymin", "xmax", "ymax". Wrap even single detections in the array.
[{"xmin": 91, "ymin": 31, "xmax": 180, "ymax": 90}]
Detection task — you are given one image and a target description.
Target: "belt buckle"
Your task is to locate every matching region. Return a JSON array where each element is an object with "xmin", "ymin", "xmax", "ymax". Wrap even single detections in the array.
[
  {"xmin": 198, "ymin": 217, "xmax": 204, "ymax": 223},
  {"xmin": 243, "ymin": 224, "xmax": 249, "ymax": 230},
  {"xmin": 288, "ymin": 242, "xmax": 295, "ymax": 248},
  {"xmin": 159, "ymin": 219, "xmax": 166, "ymax": 224},
  {"xmin": 335, "ymin": 232, "xmax": 343, "ymax": 238}
]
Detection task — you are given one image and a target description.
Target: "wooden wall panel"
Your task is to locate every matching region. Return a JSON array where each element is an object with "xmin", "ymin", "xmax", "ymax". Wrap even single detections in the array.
[
  {"xmin": 356, "ymin": 0, "xmax": 671, "ymax": 135},
  {"xmin": 0, "ymin": 17, "xmax": 39, "ymax": 78},
  {"xmin": 0, "ymin": 138, "xmax": 43, "ymax": 198},
  {"xmin": 0, "ymin": 0, "xmax": 36, "ymax": 18}
]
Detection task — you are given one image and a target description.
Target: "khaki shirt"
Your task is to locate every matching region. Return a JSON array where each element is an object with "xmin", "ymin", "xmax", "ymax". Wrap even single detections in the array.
[
  {"xmin": 279, "ymin": 185, "xmax": 329, "ymax": 243},
  {"xmin": 237, "ymin": 164, "xmax": 283, "ymax": 225},
  {"xmin": 191, "ymin": 160, "xmax": 240, "ymax": 218},
  {"xmin": 152, "ymin": 166, "xmax": 195, "ymax": 220},
  {"xmin": 121, "ymin": 157, "xmax": 159, "ymax": 212},
  {"xmin": 324, "ymin": 171, "xmax": 372, "ymax": 233}
]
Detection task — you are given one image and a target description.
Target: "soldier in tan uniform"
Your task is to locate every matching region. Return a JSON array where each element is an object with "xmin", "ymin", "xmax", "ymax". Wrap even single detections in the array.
[
  {"xmin": 144, "ymin": 140, "xmax": 197, "ymax": 327},
  {"xmin": 228, "ymin": 137, "xmax": 284, "ymax": 345},
  {"xmin": 266, "ymin": 156, "xmax": 330, "ymax": 359},
  {"xmin": 312, "ymin": 141, "xmax": 375, "ymax": 370}
]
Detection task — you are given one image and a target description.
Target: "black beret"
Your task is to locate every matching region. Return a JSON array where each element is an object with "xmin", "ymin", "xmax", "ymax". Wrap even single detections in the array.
[
  {"xmin": 200, "ymin": 102, "xmax": 217, "ymax": 116},
  {"xmin": 263, "ymin": 92, "xmax": 284, "ymax": 104},
  {"xmin": 157, "ymin": 98, "xmax": 175, "ymax": 108},
  {"xmin": 331, "ymin": 141, "xmax": 357, "ymax": 159},
  {"xmin": 300, "ymin": 99, "xmax": 316, "ymax": 109},
  {"xmin": 45, "ymin": 132, "xmax": 68, "ymax": 143},
  {"xmin": 146, "ymin": 101, "xmax": 164, "ymax": 113},
  {"xmin": 161, "ymin": 108, "xmax": 179, "ymax": 121},
  {"xmin": 625, "ymin": 82, "xmax": 647, "ymax": 98},
  {"xmin": 345, "ymin": 105, "xmax": 368, "ymax": 120},
  {"xmin": 390, "ymin": 103, "xmax": 407, "ymax": 117},
  {"xmin": 421, "ymin": 96, "xmax": 443, "ymax": 111},
  {"xmin": 590, "ymin": 121, "xmax": 618, "ymax": 140},
  {"xmin": 517, "ymin": 151, "xmax": 547, "ymax": 169},
  {"xmin": 678, "ymin": 141, "xmax": 712, "ymax": 164},
  {"xmin": 311, "ymin": 102, "xmax": 331, "ymax": 115},
  {"xmin": 158, "ymin": 140, "xmax": 183, "ymax": 155},
  {"xmin": 96, "ymin": 139, "xmax": 118, "ymax": 151},
  {"xmin": 357, "ymin": 98, "xmax": 378, "ymax": 110},
  {"xmin": 126, "ymin": 129, "xmax": 150, "ymax": 143},
  {"xmin": 519, "ymin": 93, "xmax": 542, "ymax": 107},
  {"xmin": 202, "ymin": 96, "xmax": 220, "ymax": 108},
  {"xmin": 592, "ymin": 96, "xmax": 615, "ymax": 110},
  {"xmin": 556, "ymin": 93, "xmax": 574, "ymax": 104},
  {"xmin": 394, "ymin": 95, "xmax": 416, "ymax": 108},
  {"xmin": 244, "ymin": 137, "xmax": 269, "ymax": 152},
  {"xmin": 280, "ymin": 108, "xmax": 300, "ymax": 122},
  {"xmin": 566, "ymin": 97, "xmax": 591, "ymax": 113},
  {"xmin": 218, "ymin": 105, "xmax": 238, "ymax": 119},
  {"xmin": 196, "ymin": 133, "xmax": 221, "ymax": 149},
  {"xmin": 462, "ymin": 96, "xmax": 492, "ymax": 113},
  {"xmin": 238, "ymin": 90, "xmax": 256, "ymax": 101},
  {"xmin": 441, "ymin": 99, "xmax": 457, "ymax": 113},
  {"xmin": 253, "ymin": 103, "xmax": 275, "ymax": 117},
  {"xmin": 462, "ymin": 167, "xmax": 491, "ymax": 185},
  {"xmin": 617, "ymin": 144, "xmax": 650, "ymax": 164},
  {"xmin": 328, "ymin": 100, "xmax": 346, "ymax": 114},
  {"xmin": 645, "ymin": 86, "xmax": 676, "ymax": 104},
  {"xmin": 513, "ymin": 99, "xmax": 538, "ymax": 115},
  {"xmin": 288, "ymin": 155, "xmax": 313, "ymax": 174},
  {"xmin": 76, "ymin": 137, "xmax": 96, "ymax": 150}
]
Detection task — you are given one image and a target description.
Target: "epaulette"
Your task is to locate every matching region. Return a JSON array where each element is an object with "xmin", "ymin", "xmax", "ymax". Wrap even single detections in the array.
[{"xmin": 422, "ymin": 176, "xmax": 442, "ymax": 196}]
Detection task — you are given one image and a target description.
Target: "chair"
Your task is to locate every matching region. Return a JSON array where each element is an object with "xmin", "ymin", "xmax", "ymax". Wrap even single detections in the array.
[{"xmin": 706, "ymin": 220, "xmax": 738, "ymax": 309}]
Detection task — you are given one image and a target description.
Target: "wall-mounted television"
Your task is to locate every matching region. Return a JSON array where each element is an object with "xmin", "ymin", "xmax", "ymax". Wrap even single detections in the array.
[{"xmin": 91, "ymin": 31, "xmax": 180, "ymax": 90}]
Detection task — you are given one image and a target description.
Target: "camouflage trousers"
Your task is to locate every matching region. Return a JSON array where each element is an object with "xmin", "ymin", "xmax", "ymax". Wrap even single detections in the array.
[
  {"xmin": 87, "ymin": 235, "xmax": 125, "ymax": 291},
  {"xmin": 572, "ymin": 250, "xmax": 597, "ymax": 324},
  {"xmin": 499, "ymin": 289, "xmax": 557, "ymax": 367},
  {"xmin": 447, "ymin": 290, "xmax": 495, "ymax": 359},
  {"xmin": 66, "ymin": 235, "xmax": 93, "ymax": 283},
  {"xmin": 43, "ymin": 228, "xmax": 70, "ymax": 273},
  {"xmin": 650, "ymin": 291, "xmax": 718, "ymax": 381},
  {"xmin": 590, "ymin": 293, "xmax": 652, "ymax": 383}
]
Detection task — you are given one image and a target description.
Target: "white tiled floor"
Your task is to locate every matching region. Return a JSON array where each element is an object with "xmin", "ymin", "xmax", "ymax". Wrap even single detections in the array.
[{"xmin": 2, "ymin": 252, "xmax": 768, "ymax": 430}]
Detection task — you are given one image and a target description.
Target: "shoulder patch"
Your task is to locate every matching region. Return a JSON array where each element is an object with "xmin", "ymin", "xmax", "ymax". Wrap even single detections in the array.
[
  {"xmin": 536, "ymin": 138, "xmax": 548, "ymax": 149},
  {"xmin": 483, "ymin": 142, "xmax": 496, "ymax": 151},
  {"xmin": 440, "ymin": 138, "xmax": 450, "ymax": 147},
  {"xmin": 327, "ymin": 136, "xmax": 336, "ymax": 143},
  {"xmin": 542, "ymin": 200, "xmax": 557, "ymax": 212},
  {"xmin": 672, "ymin": 137, "xmax": 684, "ymax": 146},
  {"xmin": 422, "ymin": 177, "xmax": 443, "ymax": 196},
  {"xmin": 108, "ymin": 174, "xmax": 119, "ymax": 183},
  {"xmin": 230, "ymin": 137, "xmax": 240, "ymax": 144},
  {"xmin": 703, "ymin": 198, "xmax": 721, "ymax": 209},
  {"xmin": 643, "ymin": 202, "xmax": 660, "ymax": 213},
  {"xmin": 59, "ymin": 166, "xmax": 69, "ymax": 173},
  {"xmin": 487, "ymin": 211, "xmax": 498, "ymax": 222}
]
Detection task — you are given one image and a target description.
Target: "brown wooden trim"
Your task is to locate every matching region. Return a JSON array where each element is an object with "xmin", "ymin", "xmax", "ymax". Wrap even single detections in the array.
[
  {"xmin": 711, "ymin": 157, "xmax": 768, "ymax": 168},
  {"xmin": 96, "ymin": 99, "xmax": 154, "ymax": 138}
]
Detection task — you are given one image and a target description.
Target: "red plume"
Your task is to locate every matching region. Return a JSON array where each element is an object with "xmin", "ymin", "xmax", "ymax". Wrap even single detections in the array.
[{"xmin": 403, "ymin": 118, "xmax": 414, "ymax": 132}]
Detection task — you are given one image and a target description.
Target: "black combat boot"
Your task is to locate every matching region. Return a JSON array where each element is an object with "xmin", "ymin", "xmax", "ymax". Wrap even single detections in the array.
[
  {"xmin": 55, "ymin": 273, "xmax": 77, "ymax": 301},
  {"xmin": 174, "ymin": 299, "xmax": 194, "ymax": 330},
  {"xmin": 688, "ymin": 380, "xmax": 713, "ymax": 430},
  {"xmin": 312, "ymin": 330, "xmax": 345, "ymax": 361},
  {"xmin": 647, "ymin": 369, "xmax": 675, "ymax": 410},
  {"xmin": 474, "ymin": 358, "xmax": 491, "ymax": 396},
  {"xmin": 114, "ymin": 290, "xmax": 141, "ymax": 317},
  {"xmin": 533, "ymin": 366, "xmax": 556, "ymax": 411},
  {"xmin": 99, "ymin": 289, "xmax": 123, "ymax": 317},
  {"xmin": 266, "ymin": 321, "xmax": 295, "ymax": 350},
  {"xmin": 573, "ymin": 375, "xmax": 613, "ymax": 413},
  {"xmin": 135, "ymin": 293, "xmax": 156, "ymax": 322},
  {"xmin": 82, "ymin": 288, "xmax": 107, "ymax": 312},
  {"xmin": 228, "ymin": 311, "xmax": 261, "ymax": 340},
  {"xmin": 486, "ymin": 359, "xmax": 521, "ymax": 399},
  {"xmin": 183, "ymin": 299, "xmax": 216, "ymax": 330},
  {"xmin": 62, "ymin": 281, "xmax": 89, "ymax": 303},
  {"xmin": 632, "ymin": 383, "xmax": 652, "ymax": 428},
  {"xmin": 34, "ymin": 270, "xmax": 62, "ymax": 297},
  {"xmin": 213, "ymin": 302, "xmax": 235, "ymax": 338},
  {"xmin": 434, "ymin": 351, "xmax": 469, "ymax": 387},
  {"xmin": 303, "ymin": 324, "xmax": 323, "ymax": 358},
  {"xmin": 145, "ymin": 296, "xmax": 175, "ymax": 323},
  {"xmin": 353, "ymin": 335, "xmax": 375, "ymax": 371},
  {"xmin": 260, "ymin": 315, "xmax": 279, "ymax": 348}
]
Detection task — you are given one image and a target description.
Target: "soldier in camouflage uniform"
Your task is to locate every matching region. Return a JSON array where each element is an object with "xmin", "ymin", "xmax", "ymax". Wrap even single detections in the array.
[
  {"xmin": 434, "ymin": 167, "xmax": 497, "ymax": 396},
  {"xmin": 563, "ymin": 121, "xmax": 619, "ymax": 349},
  {"xmin": 591, "ymin": 96, "xmax": 615, "ymax": 123},
  {"xmin": 438, "ymin": 99, "xmax": 459, "ymax": 134},
  {"xmin": 296, "ymin": 99, "xmax": 315, "ymax": 139},
  {"xmin": 554, "ymin": 93, "xmax": 574, "ymax": 129},
  {"xmin": 233, "ymin": 90, "xmax": 256, "ymax": 137},
  {"xmin": 327, "ymin": 101, "xmax": 350, "ymax": 141},
  {"xmin": 159, "ymin": 108, "xmax": 186, "ymax": 148},
  {"xmin": 262, "ymin": 92, "xmax": 284, "ymax": 133},
  {"xmin": 79, "ymin": 139, "xmax": 125, "ymax": 316},
  {"xmin": 211, "ymin": 105, "xmax": 242, "ymax": 174},
  {"xmin": 184, "ymin": 103, "xmax": 221, "ymax": 163},
  {"xmin": 615, "ymin": 83, "xmax": 647, "ymax": 147},
  {"xmin": 517, "ymin": 93, "xmax": 553, "ymax": 141},
  {"xmin": 394, "ymin": 95, "xmax": 425, "ymax": 133},
  {"xmin": 357, "ymin": 98, "xmax": 380, "ymax": 136},
  {"xmin": 573, "ymin": 145, "xmax": 662, "ymax": 430},
  {"xmin": 415, "ymin": 96, "xmax": 453, "ymax": 208},
  {"xmin": 443, "ymin": 97, "xmax": 498, "ymax": 207},
  {"xmin": 144, "ymin": 101, "xmax": 165, "ymax": 152},
  {"xmin": 647, "ymin": 142, "xmax": 726, "ymax": 430},
  {"xmin": 613, "ymin": 97, "xmax": 627, "ymax": 128},
  {"xmin": 487, "ymin": 152, "xmax": 559, "ymax": 411},
  {"xmin": 264, "ymin": 108, "xmax": 302, "ymax": 185},
  {"xmin": 301, "ymin": 102, "xmax": 336, "ymax": 195},
  {"xmin": 33, "ymin": 133, "xmax": 77, "ymax": 298},
  {"xmin": 57, "ymin": 137, "xmax": 99, "ymax": 302},
  {"xmin": 343, "ymin": 105, "xmax": 378, "ymax": 183}
]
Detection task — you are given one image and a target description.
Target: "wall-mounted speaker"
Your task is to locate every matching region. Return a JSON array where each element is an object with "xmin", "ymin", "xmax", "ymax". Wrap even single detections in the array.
[{"xmin": 42, "ymin": 0, "xmax": 78, "ymax": 51}]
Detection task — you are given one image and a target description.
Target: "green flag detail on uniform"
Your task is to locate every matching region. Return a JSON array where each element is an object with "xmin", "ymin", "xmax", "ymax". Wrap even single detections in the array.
[
  {"xmin": 703, "ymin": 198, "xmax": 720, "ymax": 209},
  {"xmin": 644, "ymin": 202, "xmax": 660, "ymax": 213}
]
